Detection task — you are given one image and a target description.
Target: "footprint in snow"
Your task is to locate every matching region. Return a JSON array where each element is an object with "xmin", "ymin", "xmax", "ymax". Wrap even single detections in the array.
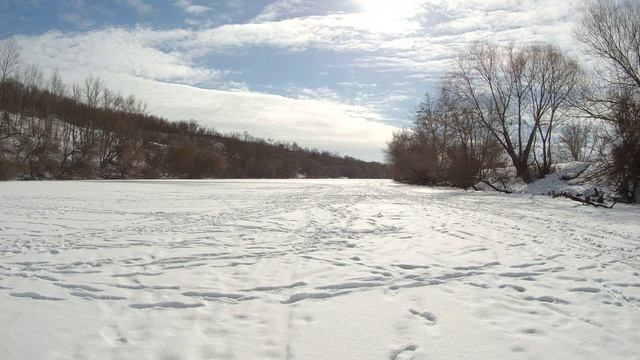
[
  {"xmin": 129, "ymin": 301, "xmax": 205, "ymax": 309},
  {"xmin": 409, "ymin": 309, "xmax": 437, "ymax": 325},
  {"xmin": 499, "ymin": 284, "xmax": 526, "ymax": 292},
  {"xmin": 569, "ymin": 287, "xmax": 601, "ymax": 293},
  {"xmin": 524, "ymin": 295, "xmax": 569, "ymax": 304},
  {"xmin": 389, "ymin": 344, "xmax": 417, "ymax": 360},
  {"xmin": 519, "ymin": 328, "xmax": 542, "ymax": 335},
  {"xmin": 70, "ymin": 292, "xmax": 126, "ymax": 300},
  {"xmin": 10, "ymin": 292, "xmax": 65, "ymax": 301}
]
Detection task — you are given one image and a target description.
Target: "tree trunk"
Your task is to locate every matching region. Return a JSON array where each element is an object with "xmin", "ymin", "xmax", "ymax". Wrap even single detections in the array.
[{"xmin": 514, "ymin": 160, "xmax": 530, "ymax": 182}]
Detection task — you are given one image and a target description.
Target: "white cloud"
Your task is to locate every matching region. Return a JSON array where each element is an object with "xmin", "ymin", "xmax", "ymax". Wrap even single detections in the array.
[
  {"xmin": 38, "ymin": 1, "xmax": 587, "ymax": 80},
  {"xmin": 165, "ymin": 0, "xmax": 584, "ymax": 80},
  {"xmin": 183, "ymin": 5, "xmax": 212, "ymax": 15},
  {"xmin": 174, "ymin": 0, "xmax": 213, "ymax": 16},
  {"xmin": 251, "ymin": 0, "xmax": 355, "ymax": 23},
  {"xmin": 185, "ymin": 13, "xmax": 423, "ymax": 55},
  {"xmin": 253, "ymin": 0, "xmax": 311, "ymax": 22},
  {"xmin": 15, "ymin": 28, "xmax": 215, "ymax": 85}
]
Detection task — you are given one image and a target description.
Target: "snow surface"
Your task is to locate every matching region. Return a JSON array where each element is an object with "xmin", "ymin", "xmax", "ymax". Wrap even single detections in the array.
[
  {"xmin": 0, "ymin": 179, "xmax": 639, "ymax": 360},
  {"xmin": 514, "ymin": 162, "xmax": 596, "ymax": 195}
]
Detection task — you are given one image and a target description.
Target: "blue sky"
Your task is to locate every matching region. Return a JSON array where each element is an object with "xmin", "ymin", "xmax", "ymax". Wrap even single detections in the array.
[{"xmin": 1, "ymin": 0, "xmax": 584, "ymax": 161}]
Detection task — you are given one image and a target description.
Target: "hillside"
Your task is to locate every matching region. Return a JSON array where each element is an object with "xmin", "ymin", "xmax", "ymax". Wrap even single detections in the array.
[{"xmin": 0, "ymin": 79, "xmax": 388, "ymax": 180}]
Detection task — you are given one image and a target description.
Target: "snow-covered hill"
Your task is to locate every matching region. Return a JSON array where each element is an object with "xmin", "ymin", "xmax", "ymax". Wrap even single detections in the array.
[{"xmin": 0, "ymin": 180, "xmax": 638, "ymax": 359}]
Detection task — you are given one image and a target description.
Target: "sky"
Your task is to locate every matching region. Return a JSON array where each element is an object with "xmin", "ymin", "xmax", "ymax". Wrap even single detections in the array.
[{"xmin": 0, "ymin": 0, "xmax": 586, "ymax": 162}]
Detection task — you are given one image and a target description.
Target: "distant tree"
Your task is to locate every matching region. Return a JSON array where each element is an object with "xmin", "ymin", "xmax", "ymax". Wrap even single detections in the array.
[
  {"xmin": 387, "ymin": 89, "xmax": 502, "ymax": 187},
  {"xmin": 83, "ymin": 75, "xmax": 104, "ymax": 109},
  {"xmin": 386, "ymin": 129, "xmax": 433, "ymax": 184},
  {"xmin": 191, "ymin": 147, "xmax": 225, "ymax": 178},
  {"xmin": 0, "ymin": 38, "xmax": 20, "ymax": 104},
  {"xmin": 97, "ymin": 129, "xmax": 119, "ymax": 174},
  {"xmin": 166, "ymin": 142, "xmax": 195, "ymax": 177},
  {"xmin": 21, "ymin": 64, "xmax": 43, "ymax": 92},
  {"xmin": 559, "ymin": 123, "xmax": 594, "ymax": 161},
  {"xmin": 48, "ymin": 69, "xmax": 66, "ymax": 98},
  {"xmin": 0, "ymin": 70, "xmax": 388, "ymax": 180},
  {"xmin": 71, "ymin": 83, "xmax": 83, "ymax": 104},
  {"xmin": 45, "ymin": 69, "xmax": 66, "ymax": 136}
]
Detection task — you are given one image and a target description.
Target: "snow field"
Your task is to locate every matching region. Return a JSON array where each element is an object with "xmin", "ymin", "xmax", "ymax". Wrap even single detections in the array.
[{"xmin": 0, "ymin": 180, "xmax": 639, "ymax": 359}]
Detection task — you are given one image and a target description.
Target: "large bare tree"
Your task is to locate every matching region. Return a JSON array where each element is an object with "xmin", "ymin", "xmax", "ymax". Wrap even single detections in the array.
[
  {"xmin": 446, "ymin": 42, "xmax": 579, "ymax": 180},
  {"xmin": 526, "ymin": 45, "xmax": 581, "ymax": 175},
  {"xmin": 576, "ymin": 0, "xmax": 640, "ymax": 90},
  {"xmin": 575, "ymin": 0, "xmax": 640, "ymax": 202}
]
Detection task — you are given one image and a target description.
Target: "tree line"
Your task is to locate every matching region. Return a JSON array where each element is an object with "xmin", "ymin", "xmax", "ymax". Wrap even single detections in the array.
[
  {"xmin": 0, "ymin": 47, "xmax": 388, "ymax": 180},
  {"xmin": 386, "ymin": 0, "xmax": 640, "ymax": 203}
]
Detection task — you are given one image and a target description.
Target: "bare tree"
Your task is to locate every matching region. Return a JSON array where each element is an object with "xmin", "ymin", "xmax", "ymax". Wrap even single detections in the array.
[
  {"xmin": 0, "ymin": 38, "xmax": 20, "ymax": 85},
  {"xmin": 576, "ymin": 0, "xmax": 640, "ymax": 90},
  {"xmin": 97, "ymin": 129, "xmax": 119, "ymax": 174},
  {"xmin": 59, "ymin": 120, "xmax": 78, "ymax": 176},
  {"xmin": 0, "ymin": 38, "xmax": 21, "ymax": 106},
  {"xmin": 21, "ymin": 64, "xmax": 44, "ymax": 92},
  {"xmin": 387, "ymin": 88, "xmax": 502, "ymax": 187},
  {"xmin": 559, "ymin": 123, "xmax": 592, "ymax": 161},
  {"xmin": 0, "ymin": 40, "xmax": 21, "ymax": 143},
  {"xmin": 102, "ymin": 88, "xmax": 114, "ymax": 110},
  {"xmin": 575, "ymin": 0, "xmax": 640, "ymax": 202},
  {"xmin": 48, "ymin": 69, "xmax": 66, "ymax": 98},
  {"xmin": 83, "ymin": 75, "xmax": 104, "ymax": 108},
  {"xmin": 71, "ymin": 83, "xmax": 83, "ymax": 104},
  {"xmin": 19, "ymin": 65, "xmax": 44, "ymax": 125},
  {"xmin": 447, "ymin": 42, "xmax": 580, "ymax": 181},
  {"xmin": 386, "ymin": 129, "xmax": 425, "ymax": 184},
  {"xmin": 46, "ymin": 69, "xmax": 66, "ymax": 135},
  {"xmin": 447, "ymin": 43, "xmax": 534, "ymax": 180},
  {"xmin": 526, "ymin": 45, "xmax": 581, "ymax": 175}
]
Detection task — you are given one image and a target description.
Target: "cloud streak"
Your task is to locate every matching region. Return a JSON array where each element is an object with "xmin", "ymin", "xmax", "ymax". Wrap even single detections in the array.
[{"xmin": 118, "ymin": 0, "xmax": 152, "ymax": 14}]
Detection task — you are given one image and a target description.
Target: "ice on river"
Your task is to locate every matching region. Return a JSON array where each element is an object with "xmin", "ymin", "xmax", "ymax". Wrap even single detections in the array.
[{"xmin": 0, "ymin": 179, "xmax": 639, "ymax": 359}]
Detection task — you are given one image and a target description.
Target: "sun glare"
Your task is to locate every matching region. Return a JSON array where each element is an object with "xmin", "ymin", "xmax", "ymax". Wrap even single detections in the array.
[{"xmin": 357, "ymin": 0, "xmax": 422, "ymax": 20}]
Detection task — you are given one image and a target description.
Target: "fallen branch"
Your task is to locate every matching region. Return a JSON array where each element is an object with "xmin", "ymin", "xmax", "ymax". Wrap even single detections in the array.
[
  {"xmin": 552, "ymin": 191, "xmax": 617, "ymax": 209},
  {"xmin": 481, "ymin": 180, "xmax": 512, "ymax": 194}
]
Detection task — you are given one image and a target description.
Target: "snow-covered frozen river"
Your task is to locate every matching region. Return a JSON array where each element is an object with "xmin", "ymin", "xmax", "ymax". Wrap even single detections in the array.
[{"xmin": 0, "ymin": 179, "xmax": 639, "ymax": 359}]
